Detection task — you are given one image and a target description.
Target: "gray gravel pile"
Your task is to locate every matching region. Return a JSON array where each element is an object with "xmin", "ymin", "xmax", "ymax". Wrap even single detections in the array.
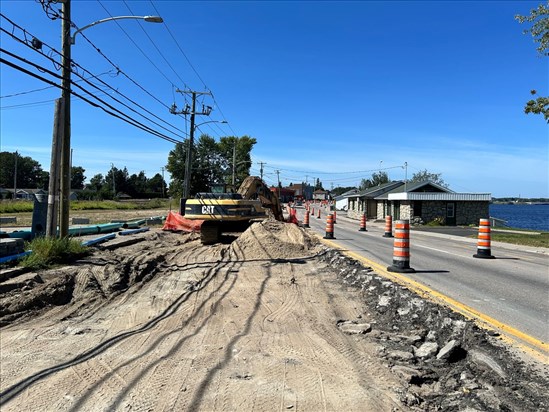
[{"xmin": 319, "ymin": 247, "xmax": 549, "ymax": 411}]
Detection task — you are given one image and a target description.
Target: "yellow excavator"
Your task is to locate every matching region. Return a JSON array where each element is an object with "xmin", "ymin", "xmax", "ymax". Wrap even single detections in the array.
[{"xmin": 181, "ymin": 176, "xmax": 284, "ymax": 244}]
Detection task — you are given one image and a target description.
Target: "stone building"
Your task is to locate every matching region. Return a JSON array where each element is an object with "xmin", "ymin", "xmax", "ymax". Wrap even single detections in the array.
[{"xmin": 347, "ymin": 180, "xmax": 491, "ymax": 226}]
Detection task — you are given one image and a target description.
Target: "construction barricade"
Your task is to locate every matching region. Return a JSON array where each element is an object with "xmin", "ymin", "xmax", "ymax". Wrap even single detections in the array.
[
  {"xmin": 387, "ymin": 220, "xmax": 415, "ymax": 273},
  {"xmin": 324, "ymin": 214, "xmax": 335, "ymax": 239},
  {"xmin": 303, "ymin": 210, "xmax": 310, "ymax": 228},
  {"xmin": 383, "ymin": 215, "xmax": 393, "ymax": 237},
  {"xmin": 359, "ymin": 213, "xmax": 367, "ymax": 232},
  {"xmin": 473, "ymin": 219, "xmax": 495, "ymax": 259}
]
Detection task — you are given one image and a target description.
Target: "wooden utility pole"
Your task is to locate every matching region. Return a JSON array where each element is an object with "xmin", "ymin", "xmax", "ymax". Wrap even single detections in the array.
[
  {"xmin": 46, "ymin": 98, "xmax": 63, "ymax": 237},
  {"xmin": 59, "ymin": 0, "xmax": 72, "ymax": 238},
  {"xmin": 170, "ymin": 90, "xmax": 212, "ymax": 199}
]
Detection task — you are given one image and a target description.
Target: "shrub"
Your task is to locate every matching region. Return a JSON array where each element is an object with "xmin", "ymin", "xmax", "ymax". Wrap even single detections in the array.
[
  {"xmin": 426, "ymin": 216, "xmax": 446, "ymax": 226},
  {"xmin": 21, "ymin": 237, "xmax": 89, "ymax": 269}
]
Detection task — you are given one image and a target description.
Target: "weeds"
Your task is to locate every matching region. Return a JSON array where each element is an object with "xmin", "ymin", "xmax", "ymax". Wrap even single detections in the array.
[
  {"xmin": 21, "ymin": 237, "xmax": 89, "ymax": 269},
  {"xmin": 1, "ymin": 199, "xmax": 170, "ymax": 214}
]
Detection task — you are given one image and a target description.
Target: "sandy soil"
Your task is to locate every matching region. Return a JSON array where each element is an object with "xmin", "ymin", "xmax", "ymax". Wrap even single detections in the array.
[{"xmin": 0, "ymin": 220, "xmax": 547, "ymax": 411}]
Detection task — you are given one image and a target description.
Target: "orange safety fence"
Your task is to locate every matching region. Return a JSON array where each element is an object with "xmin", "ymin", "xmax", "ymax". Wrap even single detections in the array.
[
  {"xmin": 287, "ymin": 208, "xmax": 299, "ymax": 225},
  {"xmin": 162, "ymin": 211, "xmax": 204, "ymax": 233}
]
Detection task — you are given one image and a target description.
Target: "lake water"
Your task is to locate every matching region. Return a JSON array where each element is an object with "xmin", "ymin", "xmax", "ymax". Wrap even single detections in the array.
[{"xmin": 489, "ymin": 203, "xmax": 549, "ymax": 232}]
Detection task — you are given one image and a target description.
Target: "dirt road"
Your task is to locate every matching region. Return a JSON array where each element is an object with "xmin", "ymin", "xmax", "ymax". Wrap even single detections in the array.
[{"xmin": 1, "ymin": 220, "xmax": 547, "ymax": 411}]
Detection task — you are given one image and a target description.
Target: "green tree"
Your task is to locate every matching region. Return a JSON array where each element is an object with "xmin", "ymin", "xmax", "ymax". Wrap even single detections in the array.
[
  {"xmin": 70, "ymin": 166, "xmax": 86, "ymax": 190},
  {"xmin": 128, "ymin": 171, "xmax": 148, "ymax": 197},
  {"xmin": 217, "ymin": 135, "xmax": 257, "ymax": 188},
  {"xmin": 0, "ymin": 151, "xmax": 45, "ymax": 191},
  {"xmin": 409, "ymin": 169, "xmax": 449, "ymax": 188},
  {"xmin": 359, "ymin": 171, "xmax": 390, "ymax": 190},
  {"xmin": 314, "ymin": 178, "xmax": 324, "ymax": 191},
  {"xmin": 516, "ymin": 3, "xmax": 549, "ymax": 122},
  {"xmin": 88, "ymin": 173, "xmax": 104, "ymax": 192},
  {"xmin": 147, "ymin": 173, "xmax": 166, "ymax": 196},
  {"xmin": 167, "ymin": 134, "xmax": 256, "ymax": 198}
]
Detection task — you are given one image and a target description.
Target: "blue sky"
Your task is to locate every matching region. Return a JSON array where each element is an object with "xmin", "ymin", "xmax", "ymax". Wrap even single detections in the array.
[{"xmin": 1, "ymin": 0, "xmax": 547, "ymax": 198}]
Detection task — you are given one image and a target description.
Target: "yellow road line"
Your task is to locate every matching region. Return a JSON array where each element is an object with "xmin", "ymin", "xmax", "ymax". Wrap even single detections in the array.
[{"xmin": 317, "ymin": 235, "xmax": 548, "ymax": 362}]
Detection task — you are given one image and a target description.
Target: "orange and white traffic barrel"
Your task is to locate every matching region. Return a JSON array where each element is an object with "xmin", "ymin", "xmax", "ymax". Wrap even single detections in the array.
[
  {"xmin": 383, "ymin": 215, "xmax": 393, "ymax": 237},
  {"xmin": 473, "ymin": 219, "xmax": 495, "ymax": 259},
  {"xmin": 359, "ymin": 213, "xmax": 367, "ymax": 232},
  {"xmin": 324, "ymin": 214, "xmax": 335, "ymax": 239},
  {"xmin": 303, "ymin": 210, "xmax": 310, "ymax": 228},
  {"xmin": 387, "ymin": 220, "xmax": 415, "ymax": 273}
]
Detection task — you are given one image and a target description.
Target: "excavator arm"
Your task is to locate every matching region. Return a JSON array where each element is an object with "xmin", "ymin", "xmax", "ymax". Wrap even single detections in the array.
[{"xmin": 237, "ymin": 176, "xmax": 284, "ymax": 221}]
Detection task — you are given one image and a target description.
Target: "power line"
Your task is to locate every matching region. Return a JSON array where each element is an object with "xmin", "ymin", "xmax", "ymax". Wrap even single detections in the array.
[
  {"xmin": 0, "ymin": 69, "xmax": 117, "ymax": 99},
  {"xmin": 96, "ymin": 0, "xmax": 181, "ymax": 89},
  {"xmin": 121, "ymin": 0, "xmax": 189, "ymax": 89},
  {"xmin": 1, "ymin": 13, "xmax": 187, "ymax": 139},
  {"xmin": 149, "ymin": 0, "xmax": 208, "ymax": 90},
  {"xmin": 1, "ymin": 55, "xmax": 182, "ymax": 145}
]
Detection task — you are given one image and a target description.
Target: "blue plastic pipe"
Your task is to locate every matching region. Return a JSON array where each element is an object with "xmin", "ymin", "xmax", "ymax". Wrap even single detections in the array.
[
  {"xmin": 81, "ymin": 233, "xmax": 116, "ymax": 247},
  {"xmin": 0, "ymin": 250, "xmax": 32, "ymax": 264},
  {"xmin": 119, "ymin": 227, "xmax": 150, "ymax": 236}
]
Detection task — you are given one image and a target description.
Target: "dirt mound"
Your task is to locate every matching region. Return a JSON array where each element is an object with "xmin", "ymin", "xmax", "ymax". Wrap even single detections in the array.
[
  {"xmin": 228, "ymin": 219, "xmax": 319, "ymax": 260},
  {"xmin": 0, "ymin": 230, "xmax": 199, "ymax": 326}
]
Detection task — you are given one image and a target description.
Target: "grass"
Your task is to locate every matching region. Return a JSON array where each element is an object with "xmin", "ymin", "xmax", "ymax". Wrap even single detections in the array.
[
  {"xmin": 0, "ymin": 199, "xmax": 171, "ymax": 214},
  {"xmin": 21, "ymin": 237, "xmax": 90, "ymax": 270},
  {"xmin": 489, "ymin": 230, "xmax": 549, "ymax": 248}
]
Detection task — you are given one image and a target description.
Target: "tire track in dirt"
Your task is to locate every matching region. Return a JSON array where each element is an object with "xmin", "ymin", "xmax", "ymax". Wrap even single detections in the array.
[
  {"xmin": 0, "ymin": 250, "xmax": 238, "ymax": 407},
  {"xmin": 70, "ymin": 262, "xmax": 238, "ymax": 410},
  {"xmin": 186, "ymin": 263, "xmax": 273, "ymax": 411}
]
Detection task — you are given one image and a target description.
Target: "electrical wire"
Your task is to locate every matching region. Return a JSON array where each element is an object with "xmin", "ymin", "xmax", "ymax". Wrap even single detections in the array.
[
  {"xmin": 96, "ymin": 0, "xmax": 179, "ymax": 89},
  {"xmin": 1, "ymin": 13, "xmax": 186, "ymax": 139},
  {"xmin": 121, "ymin": 0, "xmax": 189, "ymax": 90},
  {"xmin": 1, "ymin": 54, "xmax": 182, "ymax": 145},
  {"xmin": 0, "ymin": 69, "xmax": 116, "ymax": 99}
]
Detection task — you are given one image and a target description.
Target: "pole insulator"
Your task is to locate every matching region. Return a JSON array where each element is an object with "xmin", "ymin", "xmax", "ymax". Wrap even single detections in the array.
[
  {"xmin": 387, "ymin": 220, "xmax": 415, "ymax": 273},
  {"xmin": 473, "ymin": 218, "xmax": 495, "ymax": 259}
]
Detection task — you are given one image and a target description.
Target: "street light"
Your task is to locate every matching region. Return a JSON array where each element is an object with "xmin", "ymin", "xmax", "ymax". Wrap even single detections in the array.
[
  {"xmin": 71, "ymin": 15, "xmax": 163, "ymax": 44},
  {"xmin": 52, "ymin": 2, "xmax": 163, "ymax": 238},
  {"xmin": 183, "ymin": 120, "xmax": 227, "ymax": 200}
]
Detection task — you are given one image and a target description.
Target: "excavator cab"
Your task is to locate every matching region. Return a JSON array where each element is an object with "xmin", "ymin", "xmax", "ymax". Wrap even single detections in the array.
[{"xmin": 181, "ymin": 176, "xmax": 284, "ymax": 245}]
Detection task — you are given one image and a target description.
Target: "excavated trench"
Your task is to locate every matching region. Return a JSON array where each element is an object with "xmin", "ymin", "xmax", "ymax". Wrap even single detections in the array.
[{"xmin": 0, "ymin": 222, "xmax": 548, "ymax": 411}]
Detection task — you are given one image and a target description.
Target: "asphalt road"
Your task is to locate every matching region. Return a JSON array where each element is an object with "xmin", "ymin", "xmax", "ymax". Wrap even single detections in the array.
[{"xmin": 297, "ymin": 207, "xmax": 549, "ymax": 349}]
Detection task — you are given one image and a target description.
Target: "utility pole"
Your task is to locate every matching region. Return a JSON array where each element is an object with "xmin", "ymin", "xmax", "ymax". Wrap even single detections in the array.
[
  {"xmin": 59, "ymin": 0, "xmax": 71, "ymax": 238},
  {"xmin": 232, "ymin": 137, "xmax": 238, "ymax": 187},
  {"xmin": 13, "ymin": 150, "xmax": 17, "ymax": 199},
  {"xmin": 258, "ymin": 162, "xmax": 266, "ymax": 180},
  {"xmin": 275, "ymin": 169, "xmax": 281, "ymax": 202},
  {"xmin": 170, "ymin": 90, "xmax": 212, "ymax": 199},
  {"xmin": 111, "ymin": 163, "xmax": 116, "ymax": 198},
  {"xmin": 404, "ymin": 161, "xmax": 408, "ymax": 192},
  {"xmin": 161, "ymin": 167, "xmax": 165, "ymax": 198},
  {"xmin": 46, "ymin": 99, "xmax": 63, "ymax": 237}
]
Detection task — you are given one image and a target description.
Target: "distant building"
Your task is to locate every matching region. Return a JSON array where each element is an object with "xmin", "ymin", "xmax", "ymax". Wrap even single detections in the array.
[
  {"xmin": 312, "ymin": 189, "xmax": 329, "ymax": 201},
  {"xmin": 270, "ymin": 186, "xmax": 295, "ymax": 203},
  {"xmin": 347, "ymin": 180, "xmax": 490, "ymax": 226},
  {"xmin": 0, "ymin": 188, "xmax": 78, "ymax": 201},
  {"xmin": 334, "ymin": 188, "xmax": 359, "ymax": 211}
]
